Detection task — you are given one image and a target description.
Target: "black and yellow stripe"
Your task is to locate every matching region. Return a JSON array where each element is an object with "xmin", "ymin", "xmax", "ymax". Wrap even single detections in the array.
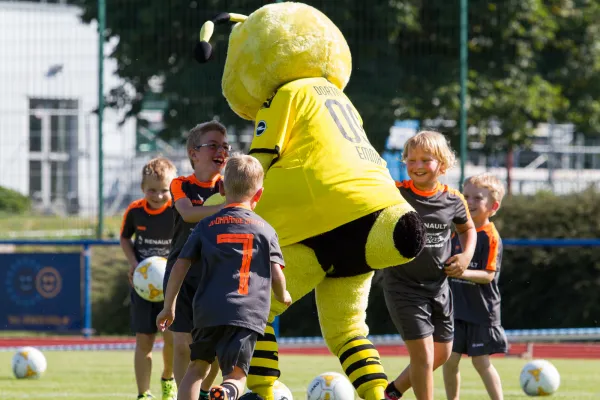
[
  {"xmin": 337, "ymin": 336, "xmax": 387, "ymax": 397},
  {"xmin": 247, "ymin": 324, "xmax": 280, "ymax": 394}
]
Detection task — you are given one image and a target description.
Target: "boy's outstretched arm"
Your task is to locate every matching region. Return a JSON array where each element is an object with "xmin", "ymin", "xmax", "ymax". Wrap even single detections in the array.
[
  {"xmin": 119, "ymin": 237, "xmax": 139, "ymax": 286},
  {"xmin": 445, "ymin": 220, "xmax": 477, "ymax": 278},
  {"xmin": 175, "ymin": 198, "xmax": 223, "ymax": 223},
  {"xmin": 156, "ymin": 258, "xmax": 192, "ymax": 331},
  {"xmin": 460, "ymin": 268, "xmax": 495, "ymax": 284},
  {"xmin": 271, "ymin": 262, "xmax": 291, "ymax": 306}
]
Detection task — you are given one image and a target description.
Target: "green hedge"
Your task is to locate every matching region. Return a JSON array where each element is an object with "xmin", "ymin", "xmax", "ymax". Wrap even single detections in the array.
[
  {"xmin": 0, "ymin": 186, "xmax": 30, "ymax": 214},
  {"xmin": 93, "ymin": 189, "xmax": 600, "ymax": 335}
]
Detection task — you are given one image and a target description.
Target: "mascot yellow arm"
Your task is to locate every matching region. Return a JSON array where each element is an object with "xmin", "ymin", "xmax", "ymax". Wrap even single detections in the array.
[{"xmin": 250, "ymin": 152, "xmax": 277, "ymax": 176}]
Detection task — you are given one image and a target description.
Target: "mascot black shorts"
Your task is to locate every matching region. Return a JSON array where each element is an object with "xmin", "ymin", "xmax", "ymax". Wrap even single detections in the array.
[{"xmin": 301, "ymin": 209, "xmax": 424, "ymax": 278}]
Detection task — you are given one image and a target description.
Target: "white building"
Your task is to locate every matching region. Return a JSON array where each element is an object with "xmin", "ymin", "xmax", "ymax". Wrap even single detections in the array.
[{"xmin": 0, "ymin": 1, "xmax": 137, "ymax": 216}]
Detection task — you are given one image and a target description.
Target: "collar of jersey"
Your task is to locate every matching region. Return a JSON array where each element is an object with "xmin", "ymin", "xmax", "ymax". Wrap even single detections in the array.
[
  {"xmin": 189, "ymin": 173, "xmax": 221, "ymax": 188},
  {"xmin": 409, "ymin": 180, "xmax": 444, "ymax": 197},
  {"xmin": 476, "ymin": 221, "xmax": 495, "ymax": 233},
  {"xmin": 143, "ymin": 199, "xmax": 172, "ymax": 215},
  {"xmin": 224, "ymin": 203, "xmax": 252, "ymax": 210}
]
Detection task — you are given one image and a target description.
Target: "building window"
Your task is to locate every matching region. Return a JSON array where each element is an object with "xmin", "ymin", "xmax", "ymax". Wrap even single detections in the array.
[{"xmin": 28, "ymin": 98, "xmax": 79, "ymax": 214}]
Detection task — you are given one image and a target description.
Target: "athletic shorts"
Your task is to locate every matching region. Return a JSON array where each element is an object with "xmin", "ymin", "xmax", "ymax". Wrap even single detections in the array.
[
  {"xmin": 384, "ymin": 285, "xmax": 454, "ymax": 342},
  {"xmin": 190, "ymin": 325, "xmax": 258, "ymax": 376},
  {"xmin": 452, "ymin": 319, "xmax": 508, "ymax": 356},
  {"xmin": 130, "ymin": 287, "xmax": 164, "ymax": 335}
]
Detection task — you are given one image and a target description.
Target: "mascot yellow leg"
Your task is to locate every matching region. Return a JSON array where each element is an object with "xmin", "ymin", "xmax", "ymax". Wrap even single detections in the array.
[
  {"xmin": 316, "ymin": 273, "xmax": 386, "ymax": 400},
  {"xmin": 247, "ymin": 243, "xmax": 326, "ymax": 400}
]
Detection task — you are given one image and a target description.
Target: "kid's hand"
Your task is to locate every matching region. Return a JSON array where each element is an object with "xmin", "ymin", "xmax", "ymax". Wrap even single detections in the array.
[
  {"xmin": 128, "ymin": 264, "xmax": 137, "ymax": 286},
  {"xmin": 156, "ymin": 308, "xmax": 175, "ymax": 332},
  {"xmin": 276, "ymin": 291, "xmax": 292, "ymax": 307},
  {"xmin": 444, "ymin": 253, "xmax": 469, "ymax": 278}
]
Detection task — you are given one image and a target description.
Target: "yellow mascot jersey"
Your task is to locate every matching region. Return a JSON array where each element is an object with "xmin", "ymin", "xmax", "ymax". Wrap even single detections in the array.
[{"xmin": 249, "ymin": 77, "xmax": 404, "ymax": 247}]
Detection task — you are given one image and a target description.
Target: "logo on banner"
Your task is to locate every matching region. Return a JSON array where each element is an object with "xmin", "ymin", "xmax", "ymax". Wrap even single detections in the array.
[{"xmin": 5, "ymin": 258, "xmax": 63, "ymax": 306}]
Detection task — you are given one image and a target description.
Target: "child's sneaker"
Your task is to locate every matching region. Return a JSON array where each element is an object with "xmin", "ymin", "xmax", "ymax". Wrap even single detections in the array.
[
  {"xmin": 161, "ymin": 378, "xmax": 177, "ymax": 400},
  {"xmin": 210, "ymin": 386, "xmax": 228, "ymax": 400},
  {"xmin": 137, "ymin": 391, "xmax": 155, "ymax": 399}
]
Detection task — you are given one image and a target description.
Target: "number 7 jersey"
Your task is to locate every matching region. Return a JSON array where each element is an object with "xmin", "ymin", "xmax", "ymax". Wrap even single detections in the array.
[{"xmin": 249, "ymin": 77, "xmax": 404, "ymax": 246}]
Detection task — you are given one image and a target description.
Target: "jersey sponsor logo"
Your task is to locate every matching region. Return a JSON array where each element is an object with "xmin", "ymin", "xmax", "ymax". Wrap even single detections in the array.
[
  {"xmin": 256, "ymin": 120, "xmax": 267, "ymax": 136},
  {"xmin": 424, "ymin": 222, "xmax": 448, "ymax": 230},
  {"xmin": 136, "ymin": 225, "xmax": 147, "ymax": 231},
  {"xmin": 426, "ymin": 231, "xmax": 450, "ymax": 248},
  {"xmin": 191, "ymin": 194, "xmax": 204, "ymax": 205}
]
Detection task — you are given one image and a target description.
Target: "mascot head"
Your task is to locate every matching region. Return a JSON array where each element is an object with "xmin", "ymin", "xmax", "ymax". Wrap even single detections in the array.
[{"xmin": 195, "ymin": 2, "xmax": 352, "ymax": 121}]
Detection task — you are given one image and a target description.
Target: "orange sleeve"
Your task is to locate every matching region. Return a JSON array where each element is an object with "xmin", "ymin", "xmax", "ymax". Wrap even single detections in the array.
[
  {"xmin": 170, "ymin": 178, "xmax": 186, "ymax": 202},
  {"xmin": 484, "ymin": 232, "xmax": 500, "ymax": 271},
  {"xmin": 120, "ymin": 200, "xmax": 142, "ymax": 238}
]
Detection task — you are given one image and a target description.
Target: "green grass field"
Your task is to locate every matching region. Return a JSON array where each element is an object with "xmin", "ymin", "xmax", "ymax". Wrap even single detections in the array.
[{"xmin": 0, "ymin": 352, "xmax": 598, "ymax": 399}]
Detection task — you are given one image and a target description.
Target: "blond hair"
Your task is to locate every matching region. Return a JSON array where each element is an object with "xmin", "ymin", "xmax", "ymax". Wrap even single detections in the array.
[
  {"xmin": 464, "ymin": 173, "xmax": 506, "ymax": 215},
  {"xmin": 223, "ymin": 154, "xmax": 264, "ymax": 200},
  {"xmin": 141, "ymin": 157, "xmax": 177, "ymax": 187},
  {"xmin": 186, "ymin": 120, "xmax": 227, "ymax": 168},
  {"xmin": 402, "ymin": 131, "xmax": 456, "ymax": 172}
]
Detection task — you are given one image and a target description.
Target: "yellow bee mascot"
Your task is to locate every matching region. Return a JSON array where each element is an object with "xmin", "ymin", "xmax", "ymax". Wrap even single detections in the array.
[{"xmin": 196, "ymin": 3, "xmax": 426, "ymax": 400}]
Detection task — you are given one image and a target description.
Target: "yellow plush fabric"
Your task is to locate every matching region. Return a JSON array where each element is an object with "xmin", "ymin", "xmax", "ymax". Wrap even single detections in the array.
[{"xmin": 222, "ymin": 3, "xmax": 351, "ymax": 121}]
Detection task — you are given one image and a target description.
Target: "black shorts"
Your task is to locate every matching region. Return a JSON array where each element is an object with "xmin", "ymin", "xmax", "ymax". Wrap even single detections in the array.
[
  {"xmin": 301, "ymin": 210, "xmax": 382, "ymax": 278},
  {"xmin": 384, "ymin": 285, "xmax": 454, "ymax": 342},
  {"xmin": 452, "ymin": 319, "xmax": 508, "ymax": 356},
  {"xmin": 190, "ymin": 326, "xmax": 258, "ymax": 376},
  {"xmin": 163, "ymin": 268, "xmax": 197, "ymax": 333},
  {"xmin": 130, "ymin": 287, "xmax": 164, "ymax": 334}
]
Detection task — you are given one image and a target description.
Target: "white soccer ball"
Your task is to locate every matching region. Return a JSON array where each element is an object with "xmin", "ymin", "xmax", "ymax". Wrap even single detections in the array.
[
  {"xmin": 274, "ymin": 380, "xmax": 294, "ymax": 400},
  {"xmin": 519, "ymin": 359, "xmax": 561, "ymax": 396},
  {"xmin": 133, "ymin": 256, "xmax": 167, "ymax": 302},
  {"xmin": 245, "ymin": 380, "xmax": 293, "ymax": 400},
  {"xmin": 307, "ymin": 372, "xmax": 355, "ymax": 400},
  {"xmin": 12, "ymin": 346, "xmax": 47, "ymax": 379}
]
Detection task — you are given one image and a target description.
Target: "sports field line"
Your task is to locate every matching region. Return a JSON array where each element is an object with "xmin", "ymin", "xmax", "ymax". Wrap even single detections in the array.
[{"xmin": 2, "ymin": 337, "xmax": 600, "ymax": 359}]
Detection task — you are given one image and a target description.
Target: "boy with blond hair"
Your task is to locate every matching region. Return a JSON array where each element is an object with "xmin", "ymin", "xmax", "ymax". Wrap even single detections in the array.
[
  {"xmin": 165, "ymin": 121, "xmax": 231, "ymax": 394},
  {"xmin": 443, "ymin": 173, "xmax": 507, "ymax": 400},
  {"xmin": 157, "ymin": 154, "xmax": 291, "ymax": 400},
  {"xmin": 384, "ymin": 131, "xmax": 477, "ymax": 400},
  {"xmin": 120, "ymin": 157, "xmax": 178, "ymax": 400}
]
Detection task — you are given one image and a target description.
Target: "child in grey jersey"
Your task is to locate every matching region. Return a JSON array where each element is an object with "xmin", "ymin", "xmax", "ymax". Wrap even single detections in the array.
[
  {"xmin": 157, "ymin": 154, "xmax": 291, "ymax": 400},
  {"xmin": 384, "ymin": 131, "xmax": 477, "ymax": 400}
]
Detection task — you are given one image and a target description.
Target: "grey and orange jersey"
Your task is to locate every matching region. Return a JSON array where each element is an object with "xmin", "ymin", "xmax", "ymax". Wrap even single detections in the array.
[
  {"xmin": 179, "ymin": 204, "xmax": 284, "ymax": 334},
  {"xmin": 120, "ymin": 199, "xmax": 174, "ymax": 262},
  {"xmin": 449, "ymin": 222, "xmax": 503, "ymax": 326},
  {"xmin": 167, "ymin": 174, "xmax": 221, "ymax": 279},
  {"xmin": 383, "ymin": 180, "xmax": 471, "ymax": 295}
]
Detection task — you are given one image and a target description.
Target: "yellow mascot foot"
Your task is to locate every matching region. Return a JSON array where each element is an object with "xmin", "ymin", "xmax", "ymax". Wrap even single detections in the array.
[{"xmin": 364, "ymin": 386, "xmax": 386, "ymax": 400}]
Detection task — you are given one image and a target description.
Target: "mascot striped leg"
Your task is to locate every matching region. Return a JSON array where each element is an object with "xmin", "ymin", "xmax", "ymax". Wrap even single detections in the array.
[
  {"xmin": 316, "ymin": 273, "xmax": 387, "ymax": 400},
  {"xmin": 247, "ymin": 243, "xmax": 326, "ymax": 400},
  {"xmin": 248, "ymin": 323, "xmax": 280, "ymax": 397}
]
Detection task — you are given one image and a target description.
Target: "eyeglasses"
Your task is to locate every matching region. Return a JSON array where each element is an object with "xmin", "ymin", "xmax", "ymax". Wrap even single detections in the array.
[{"xmin": 194, "ymin": 143, "xmax": 232, "ymax": 152}]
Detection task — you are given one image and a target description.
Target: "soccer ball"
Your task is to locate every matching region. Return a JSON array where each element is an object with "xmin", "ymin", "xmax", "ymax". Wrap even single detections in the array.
[
  {"xmin": 12, "ymin": 347, "xmax": 47, "ymax": 379},
  {"xmin": 274, "ymin": 380, "xmax": 294, "ymax": 400},
  {"xmin": 519, "ymin": 359, "xmax": 560, "ymax": 396},
  {"xmin": 307, "ymin": 372, "xmax": 355, "ymax": 400},
  {"xmin": 133, "ymin": 256, "xmax": 167, "ymax": 302},
  {"xmin": 244, "ymin": 380, "xmax": 293, "ymax": 400}
]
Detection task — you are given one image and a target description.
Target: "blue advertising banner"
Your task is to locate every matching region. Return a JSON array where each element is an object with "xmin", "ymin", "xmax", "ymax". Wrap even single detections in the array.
[{"xmin": 1, "ymin": 253, "xmax": 82, "ymax": 332}]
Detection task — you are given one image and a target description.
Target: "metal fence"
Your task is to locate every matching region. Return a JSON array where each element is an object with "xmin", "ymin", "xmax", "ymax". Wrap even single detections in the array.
[{"xmin": 2, "ymin": 0, "xmax": 600, "ymax": 239}]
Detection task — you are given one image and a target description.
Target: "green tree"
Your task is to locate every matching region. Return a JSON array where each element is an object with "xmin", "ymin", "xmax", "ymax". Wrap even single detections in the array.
[{"xmin": 77, "ymin": 0, "xmax": 600, "ymax": 157}]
